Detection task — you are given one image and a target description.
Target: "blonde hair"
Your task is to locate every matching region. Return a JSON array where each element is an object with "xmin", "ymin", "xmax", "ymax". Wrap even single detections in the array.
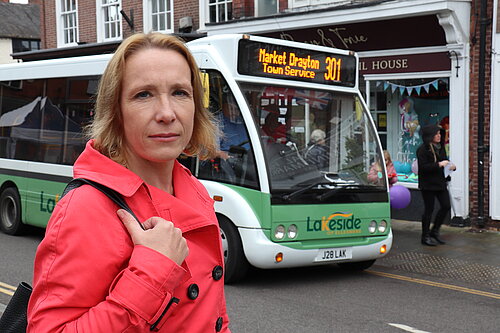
[
  {"xmin": 383, "ymin": 150, "xmax": 392, "ymax": 164},
  {"xmin": 87, "ymin": 32, "xmax": 218, "ymax": 163}
]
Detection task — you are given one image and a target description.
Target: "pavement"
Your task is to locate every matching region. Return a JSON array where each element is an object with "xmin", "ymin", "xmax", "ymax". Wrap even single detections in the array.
[{"xmin": 376, "ymin": 219, "xmax": 500, "ymax": 292}]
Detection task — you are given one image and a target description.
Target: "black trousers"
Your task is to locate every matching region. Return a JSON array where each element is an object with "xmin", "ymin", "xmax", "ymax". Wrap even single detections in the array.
[{"xmin": 421, "ymin": 189, "xmax": 451, "ymax": 237}]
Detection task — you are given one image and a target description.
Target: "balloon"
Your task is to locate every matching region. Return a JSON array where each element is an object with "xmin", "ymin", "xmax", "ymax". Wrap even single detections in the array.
[
  {"xmin": 393, "ymin": 161, "xmax": 403, "ymax": 173},
  {"xmin": 401, "ymin": 162, "xmax": 412, "ymax": 174},
  {"xmin": 390, "ymin": 185, "xmax": 411, "ymax": 209}
]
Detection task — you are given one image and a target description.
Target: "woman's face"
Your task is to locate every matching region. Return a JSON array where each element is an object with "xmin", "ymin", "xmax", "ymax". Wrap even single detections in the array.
[
  {"xmin": 432, "ymin": 131, "xmax": 441, "ymax": 144},
  {"xmin": 120, "ymin": 48, "xmax": 195, "ymax": 169}
]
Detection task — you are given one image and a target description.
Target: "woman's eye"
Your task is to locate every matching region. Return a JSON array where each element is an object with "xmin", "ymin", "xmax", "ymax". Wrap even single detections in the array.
[
  {"xmin": 174, "ymin": 89, "xmax": 190, "ymax": 97},
  {"xmin": 135, "ymin": 91, "xmax": 151, "ymax": 99}
]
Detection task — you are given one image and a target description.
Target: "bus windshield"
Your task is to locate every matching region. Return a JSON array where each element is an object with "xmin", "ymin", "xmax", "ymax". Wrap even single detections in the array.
[{"xmin": 240, "ymin": 83, "xmax": 387, "ymax": 204}]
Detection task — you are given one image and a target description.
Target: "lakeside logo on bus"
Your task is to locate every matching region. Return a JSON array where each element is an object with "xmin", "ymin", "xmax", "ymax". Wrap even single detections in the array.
[
  {"xmin": 40, "ymin": 192, "xmax": 60, "ymax": 214},
  {"xmin": 237, "ymin": 39, "xmax": 356, "ymax": 87},
  {"xmin": 306, "ymin": 212, "xmax": 362, "ymax": 235}
]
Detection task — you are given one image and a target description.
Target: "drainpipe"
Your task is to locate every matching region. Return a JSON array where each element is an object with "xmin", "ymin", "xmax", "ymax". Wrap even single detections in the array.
[{"xmin": 476, "ymin": 0, "xmax": 489, "ymax": 228}]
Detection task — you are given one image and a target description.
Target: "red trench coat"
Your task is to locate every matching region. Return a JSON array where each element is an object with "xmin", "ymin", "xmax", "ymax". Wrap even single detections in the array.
[{"xmin": 28, "ymin": 140, "xmax": 230, "ymax": 332}]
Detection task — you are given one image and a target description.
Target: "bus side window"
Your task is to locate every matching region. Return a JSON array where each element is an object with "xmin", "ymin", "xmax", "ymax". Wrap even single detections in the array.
[{"xmin": 196, "ymin": 70, "xmax": 259, "ymax": 190}]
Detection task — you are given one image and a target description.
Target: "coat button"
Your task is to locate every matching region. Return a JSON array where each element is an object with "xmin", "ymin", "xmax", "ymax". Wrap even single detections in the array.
[
  {"xmin": 187, "ymin": 284, "xmax": 199, "ymax": 300},
  {"xmin": 212, "ymin": 265, "xmax": 223, "ymax": 281},
  {"xmin": 215, "ymin": 317, "xmax": 223, "ymax": 332}
]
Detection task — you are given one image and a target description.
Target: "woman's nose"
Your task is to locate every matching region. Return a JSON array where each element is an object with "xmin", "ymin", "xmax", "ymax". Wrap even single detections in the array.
[{"xmin": 155, "ymin": 95, "xmax": 176, "ymax": 123}]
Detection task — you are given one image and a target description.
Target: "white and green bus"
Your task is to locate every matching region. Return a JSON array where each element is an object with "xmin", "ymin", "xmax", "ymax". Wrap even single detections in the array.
[{"xmin": 0, "ymin": 34, "xmax": 392, "ymax": 282}]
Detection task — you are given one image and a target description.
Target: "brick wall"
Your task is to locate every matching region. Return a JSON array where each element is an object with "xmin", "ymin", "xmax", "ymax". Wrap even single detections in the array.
[
  {"xmin": 40, "ymin": 1, "xmax": 200, "ymax": 49},
  {"xmin": 175, "ymin": 0, "xmax": 199, "ymax": 33},
  {"xmin": 232, "ymin": 0, "xmax": 254, "ymax": 19},
  {"xmin": 77, "ymin": 1, "xmax": 97, "ymax": 45},
  {"xmin": 469, "ymin": 0, "xmax": 495, "ymax": 227},
  {"xmin": 233, "ymin": 0, "xmax": 288, "ymax": 19},
  {"xmin": 121, "ymin": 0, "xmax": 143, "ymax": 39}
]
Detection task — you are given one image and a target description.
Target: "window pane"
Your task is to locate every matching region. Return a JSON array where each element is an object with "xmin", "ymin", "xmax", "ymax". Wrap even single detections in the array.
[
  {"xmin": 210, "ymin": 5, "xmax": 216, "ymax": 22},
  {"xmin": 227, "ymin": 3, "xmax": 232, "ymax": 20},
  {"xmin": 159, "ymin": 14, "xmax": 165, "ymax": 31},
  {"xmin": 218, "ymin": 4, "xmax": 224, "ymax": 21},
  {"xmin": 152, "ymin": 14, "xmax": 158, "ymax": 31}
]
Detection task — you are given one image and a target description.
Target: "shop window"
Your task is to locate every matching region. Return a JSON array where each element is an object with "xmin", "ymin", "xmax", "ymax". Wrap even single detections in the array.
[{"xmin": 368, "ymin": 78, "xmax": 449, "ymax": 184}]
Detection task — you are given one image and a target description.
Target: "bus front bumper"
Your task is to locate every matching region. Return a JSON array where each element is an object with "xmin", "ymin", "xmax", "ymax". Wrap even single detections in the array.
[{"xmin": 239, "ymin": 228, "xmax": 393, "ymax": 269}]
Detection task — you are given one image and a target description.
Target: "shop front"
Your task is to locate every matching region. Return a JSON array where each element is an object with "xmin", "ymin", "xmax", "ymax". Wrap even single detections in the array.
[{"xmin": 203, "ymin": 1, "xmax": 471, "ymax": 223}]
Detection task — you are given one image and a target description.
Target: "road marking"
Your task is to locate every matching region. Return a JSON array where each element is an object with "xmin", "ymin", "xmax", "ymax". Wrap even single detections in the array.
[
  {"xmin": 0, "ymin": 281, "xmax": 16, "ymax": 296},
  {"xmin": 388, "ymin": 323, "xmax": 430, "ymax": 333},
  {"xmin": 368, "ymin": 270, "xmax": 500, "ymax": 300}
]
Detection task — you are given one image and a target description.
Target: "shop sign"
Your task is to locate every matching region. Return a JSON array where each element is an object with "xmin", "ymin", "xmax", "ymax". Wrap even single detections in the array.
[
  {"xmin": 360, "ymin": 53, "xmax": 451, "ymax": 74},
  {"xmin": 262, "ymin": 15, "xmax": 446, "ymax": 52}
]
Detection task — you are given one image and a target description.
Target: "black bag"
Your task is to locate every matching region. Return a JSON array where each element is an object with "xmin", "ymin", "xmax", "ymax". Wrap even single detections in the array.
[
  {"xmin": 0, "ymin": 178, "xmax": 138, "ymax": 333},
  {"xmin": 0, "ymin": 282, "xmax": 32, "ymax": 333}
]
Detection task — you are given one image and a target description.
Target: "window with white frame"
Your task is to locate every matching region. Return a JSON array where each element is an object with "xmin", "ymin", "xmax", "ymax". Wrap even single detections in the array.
[
  {"xmin": 58, "ymin": 0, "xmax": 78, "ymax": 46},
  {"xmin": 256, "ymin": 0, "xmax": 278, "ymax": 16},
  {"xmin": 144, "ymin": 0, "xmax": 173, "ymax": 33},
  {"xmin": 98, "ymin": 0, "xmax": 122, "ymax": 41},
  {"xmin": 208, "ymin": 0, "xmax": 232, "ymax": 23}
]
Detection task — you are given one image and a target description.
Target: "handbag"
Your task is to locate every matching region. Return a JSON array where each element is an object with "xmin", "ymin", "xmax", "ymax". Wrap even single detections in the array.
[
  {"xmin": 0, "ymin": 178, "xmax": 138, "ymax": 333},
  {"xmin": 0, "ymin": 282, "xmax": 32, "ymax": 333}
]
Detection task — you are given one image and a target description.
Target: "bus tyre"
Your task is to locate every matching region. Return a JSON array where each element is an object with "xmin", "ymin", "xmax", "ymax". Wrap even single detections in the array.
[
  {"xmin": 338, "ymin": 259, "xmax": 376, "ymax": 271},
  {"xmin": 0, "ymin": 187, "xmax": 24, "ymax": 235},
  {"xmin": 218, "ymin": 215, "xmax": 249, "ymax": 284}
]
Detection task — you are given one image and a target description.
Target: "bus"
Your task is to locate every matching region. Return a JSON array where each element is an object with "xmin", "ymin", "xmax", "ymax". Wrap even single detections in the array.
[{"xmin": 0, "ymin": 34, "xmax": 392, "ymax": 283}]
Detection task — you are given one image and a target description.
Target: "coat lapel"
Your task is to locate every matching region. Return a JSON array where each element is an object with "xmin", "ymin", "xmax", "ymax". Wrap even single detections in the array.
[{"xmin": 147, "ymin": 162, "xmax": 217, "ymax": 233}]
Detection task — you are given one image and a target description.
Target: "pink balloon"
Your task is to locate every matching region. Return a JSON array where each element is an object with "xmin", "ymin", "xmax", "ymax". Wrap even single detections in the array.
[{"xmin": 390, "ymin": 185, "xmax": 411, "ymax": 209}]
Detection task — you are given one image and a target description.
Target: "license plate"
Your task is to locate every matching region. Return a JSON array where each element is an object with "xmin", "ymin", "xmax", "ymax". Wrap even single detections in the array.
[{"xmin": 314, "ymin": 247, "xmax": 353, "ymax": 262}]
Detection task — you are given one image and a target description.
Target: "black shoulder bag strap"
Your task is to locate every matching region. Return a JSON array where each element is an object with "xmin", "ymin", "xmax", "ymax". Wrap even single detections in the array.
[
  {"xmin": 62, "ymin": 178, "xmax": 144, "ymax": 230},
  {"xmin": 0, "ymin": 178, "xmax": 143, "ymax": 333}
]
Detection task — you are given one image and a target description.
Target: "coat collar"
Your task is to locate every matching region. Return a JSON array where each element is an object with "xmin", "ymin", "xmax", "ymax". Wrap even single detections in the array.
[
  {"xmin": 73, "ymin": 140, "xmax": 145, "ymax": 197},
  {"xmin": 73, "ymin": 141, "xmax": 214, "ymax": 226}
]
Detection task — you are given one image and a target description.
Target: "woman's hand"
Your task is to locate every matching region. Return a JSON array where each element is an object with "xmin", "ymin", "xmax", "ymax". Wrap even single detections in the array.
[
  {"xmin": 117, "ymin": 209, "xmax": 189, "ymax": 265},
  {"xmin": 438, "ymin": 160, "xmax": 449, "ymax": 168}
]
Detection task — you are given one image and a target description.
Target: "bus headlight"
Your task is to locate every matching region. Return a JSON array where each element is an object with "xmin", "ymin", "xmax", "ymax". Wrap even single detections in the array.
[
  {"xmin": 274, "ymin": 225, "xmax": 285, "ymax": 239},
  {"xmin": 368, "ymin": 220, "xmax": 377, "ymax": 233},
  {"xmin": 287, "ymin": 224, "xmax": 298, "ymax": 239},
  {"xmin": 378, "ymin": 220, "xmax": 387, "ymax": 233}
]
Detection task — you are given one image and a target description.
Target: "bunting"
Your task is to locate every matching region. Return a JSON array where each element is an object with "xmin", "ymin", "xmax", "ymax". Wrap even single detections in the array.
[{"xmin": 379, "ymin": 79, "xmax": 448, "ymax": 96}]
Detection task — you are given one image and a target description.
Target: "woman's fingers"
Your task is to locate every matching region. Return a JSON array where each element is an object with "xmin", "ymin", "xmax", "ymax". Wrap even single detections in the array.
[{"xmin": 117, "ymin": 210, "xmax": 189, "ymax": 265}]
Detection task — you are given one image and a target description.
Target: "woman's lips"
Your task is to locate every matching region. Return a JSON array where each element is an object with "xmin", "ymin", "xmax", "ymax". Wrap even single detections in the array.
[{"xmin": 149, "ymin": 133, "xmax": 179, "ymax": 141}]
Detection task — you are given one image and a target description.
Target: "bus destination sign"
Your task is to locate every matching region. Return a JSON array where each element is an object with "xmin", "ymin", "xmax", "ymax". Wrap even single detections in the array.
[{"xmin": 237, "ymin": 39, "xmax": 356, "ymax": 87}]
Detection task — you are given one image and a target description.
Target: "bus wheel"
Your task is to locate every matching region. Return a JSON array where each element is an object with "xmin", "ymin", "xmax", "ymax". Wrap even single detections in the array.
[
  {"xmin": 0, "ymin": 187, "xmax": 24, "ymax": 235},
  {"xmin": 218, "ymin": 215, "xmax": 249, "ymax": 284},
  {"xmin": 337, "ymin": 260, "xmax": 376, "ymax": 271}
]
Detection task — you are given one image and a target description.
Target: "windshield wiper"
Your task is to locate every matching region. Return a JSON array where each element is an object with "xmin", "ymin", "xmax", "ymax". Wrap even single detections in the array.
[
  {"xmin": 281, "ymin": 182, "xmax": 330, "ymax": 202},
  {"xmin": 316, "ymin": 184, "xmax": 383, "ymax": 201}
]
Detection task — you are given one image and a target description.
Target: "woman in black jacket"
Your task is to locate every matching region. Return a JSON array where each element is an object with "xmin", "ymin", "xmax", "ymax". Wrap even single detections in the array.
[{"xmin": 416, "ymin": 124, "xmax": 455, "ymax": 246}]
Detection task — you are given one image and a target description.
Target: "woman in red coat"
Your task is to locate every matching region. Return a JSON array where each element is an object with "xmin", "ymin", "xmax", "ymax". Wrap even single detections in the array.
[{"xmin": 28, "ymin": 33, "xmax": 230, "ymax": 332}]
